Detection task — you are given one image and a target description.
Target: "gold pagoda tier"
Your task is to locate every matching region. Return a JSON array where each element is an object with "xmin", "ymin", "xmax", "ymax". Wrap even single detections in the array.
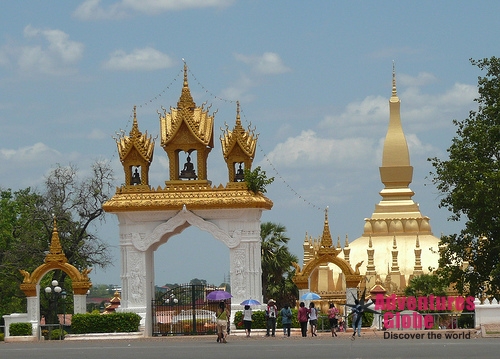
[
  {"xmin": 103, "ymin": 182, "xmax": 273, "ymax": 212},
  {"xmin": 104, "ymin": 62, "xmax": 272, "ymax": 213}
]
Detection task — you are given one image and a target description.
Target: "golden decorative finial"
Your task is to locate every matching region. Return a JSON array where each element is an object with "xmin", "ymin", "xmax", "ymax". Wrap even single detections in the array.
[
  {"xmin": 236, "ymin": 101, "xmax": 241, "ymax": 125},
  {"xmin": 176, "ymin": 61, "xmax": 195, "ymax": 110},
  {"xmin": 45, "ymin": 215, "xmax": 67, "ymax": 264},
  {"xmin": 392, "ymin": 60, "xmax": 397, "ymax": 97},
  {"xmin": 319, "ymin": 206, "xmax": 332, "ymax": 248}
]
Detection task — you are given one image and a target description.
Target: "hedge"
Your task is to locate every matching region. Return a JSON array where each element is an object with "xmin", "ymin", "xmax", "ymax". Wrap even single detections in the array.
[
  {"xmin": 233, "ymin": 309, "xmax": 299, "ymax": 329},
  {"xmin": 9, "ymin": 322, "xmax": 32, "ymax": 336},
  {"xmin": 71, "ymin": 312, "xmax": 141, "ymax": 334}
]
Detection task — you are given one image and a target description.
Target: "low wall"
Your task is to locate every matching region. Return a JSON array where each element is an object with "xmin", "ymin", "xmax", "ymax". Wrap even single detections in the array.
[
  {"xmin": 474, "ymin": 297, "xmax": 500, "ymax": 327},
  {"xmin": 2, "ymin": 313, "xmax": 38, "ymax": 338}
]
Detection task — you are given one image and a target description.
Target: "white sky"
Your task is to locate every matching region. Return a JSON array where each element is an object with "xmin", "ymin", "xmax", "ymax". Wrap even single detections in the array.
[{"xmin": 1, "ymin": 0, "xmax": 497, "ymax": 286}]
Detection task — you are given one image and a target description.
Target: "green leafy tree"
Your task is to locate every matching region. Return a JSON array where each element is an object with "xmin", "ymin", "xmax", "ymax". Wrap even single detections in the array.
[
  {"xmin": 244, "ymin": 166, "xmax": 274, "ymax": 194},
  {"xmin": 260, "ymin": 222, "xmax": 298, "ymax": 306},
  {"xmin": 428, "ymin": 57, "xmax": 500, "ymax": 298},
  {"xmin": 404, "ymin": 273, "xmax": 447, "ymax": 298},
  {"xmin": 0, "ymin": 161, "xmax": 114, "ymax": 321},
  {"xmin": 0, "ymin": 188, "xmax": 47, "ymax": 320}
]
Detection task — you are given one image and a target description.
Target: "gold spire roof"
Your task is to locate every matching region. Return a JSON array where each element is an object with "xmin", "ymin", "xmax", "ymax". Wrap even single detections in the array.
[
  {"xmin": 320, "ymin": 207, "xmax": 333, "ymax": 248},
  {"xmin": 45, "ymin": 216, "xmax": 67, "ymax": 264},
  {"xmin": 220, "ymin": 101, "xmax": 258, "ymax": 159},
  {"xmin": 381, "ymin": 62, "xmax": 411, "ymax": 168},
  {"xmin": 116, "ymin": 106, "xmax": 155, "ymax": 163},
  {"xmin": 160, "ymin": 63, "xmax": 214, "ymax": 148}
]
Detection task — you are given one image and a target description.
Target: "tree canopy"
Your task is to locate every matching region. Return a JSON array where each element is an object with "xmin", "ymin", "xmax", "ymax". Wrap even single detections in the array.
[
  {"xmin": 0, "ymin": 161, "xmax": 114, "ymax": 321},
  {"xmin": 429, "ymin": 57, "xmax": 500, "ymax": 298},
  {"xmin": 260, "ymin": 222, "xmax": 298, "ymax": 306}
]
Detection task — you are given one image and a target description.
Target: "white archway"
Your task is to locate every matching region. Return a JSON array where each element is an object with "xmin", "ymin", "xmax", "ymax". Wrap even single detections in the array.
[{"xmin": 114, "ymin": 205, "xmax": 264, "ymax": 336}]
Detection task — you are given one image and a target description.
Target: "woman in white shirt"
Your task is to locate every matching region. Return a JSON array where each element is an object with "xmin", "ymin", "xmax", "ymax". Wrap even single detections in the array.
[
  {"xmin": 243, "ymin": 305, "xmax": 253, "ymax": 337},
  {"xmin": 308, "ymin": 302, "xmax": 318, "ymax": 337}
]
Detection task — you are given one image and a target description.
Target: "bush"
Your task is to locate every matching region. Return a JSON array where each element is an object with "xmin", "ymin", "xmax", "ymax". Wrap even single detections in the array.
[
  {"xmin": 234, "ymin": 309, "xmax": 299, "ymax": 329},
  {"xmin": 48, "ymin": 328, "xmax": 67, "ymax": 340},
  {"xmin": 0, "ymin": 333, "xmax": 5, "ymax": 341},
  {"xmin": 9, "ymin": 322, "xmax": 32, "ymax": 336},
  {"xmin": 71, "ymin": 312, "xmax": 141, "ymax": 334},
  {"xmin": 347, "ymin": 312, "xmax": 374, "ymax": 328}
]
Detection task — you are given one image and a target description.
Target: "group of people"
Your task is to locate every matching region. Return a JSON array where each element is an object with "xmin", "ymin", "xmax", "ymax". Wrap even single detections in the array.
[
  {"xmin": 264, "ymin": 299, "xmax": 294, "ymax": 337},
  {"xmin": 216, "ymin": 298, "xmax": 361, "ymax": 341}
]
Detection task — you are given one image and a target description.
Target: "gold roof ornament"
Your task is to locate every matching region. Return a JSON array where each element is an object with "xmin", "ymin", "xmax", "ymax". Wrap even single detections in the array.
[
  {"xmin": 115, "ymin": 106, "xmax": 155, "ymax": 189},
  {"xmin": 319, "ymin": 207, "xmax": 333, "ymax": 249},
  {"xmin": 44, "ymin": 215, "xmax": 67, "ymax": 264},
  {"xmin": 159, "ymin": 62, "xmax": 215, "ymax": 183},
  {"xmin": 104, "ymin": 62, "xmax": 273, "ymax": 212},
  {"xmin": 220, "ymin": 101, "xmax": 258, "ymax": 184},
  {"xmin": 19, "ymin": 216, "xmax": 92, "ymax": 297}
]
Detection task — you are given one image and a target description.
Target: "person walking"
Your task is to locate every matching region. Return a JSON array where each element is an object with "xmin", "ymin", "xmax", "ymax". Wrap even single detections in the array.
[
  {"xmin": 280, "ymin": 304, "xmax": 293, "ymax": 337},
  {"xmin": 308, "ymin": 302, "xmax": 318, "ymax": 337},
  {"xmin": 328, "ymin": 303, "xmax": 339, "ymax": 337},
  {"xmin": 351, "ymin": 299, "xmax": 362, "ymax": 339},
  {"xmin": 266, "ymin": 299, "xmax": 278, "ymax": 337},
  {"xmin": 243, "ymin": 305, "xmax": 253, "ymax": 337},
  {"xmin": 216, "ymin": 301, "xmax": 230, "ymax": 343},
  {"xmin": 298, "ymin": 302, "xmax": 308, "ymax": 337}
]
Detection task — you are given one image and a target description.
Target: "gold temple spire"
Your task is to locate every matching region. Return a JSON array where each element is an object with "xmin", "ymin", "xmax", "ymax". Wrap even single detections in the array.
[
  {"xmin": 45, "ymin": 216, "xmax": 68, "ymax": 264},
  {"xmin": 320, "ymin": 207, "xmax": 333, "ymax": 248},
  {"xmin": 382, "ymin": 61, "xmax": 410, "ymax": 168},
  {"xmin": 177, "ymin": 61, "xmax": 195, "ymax": 110}
]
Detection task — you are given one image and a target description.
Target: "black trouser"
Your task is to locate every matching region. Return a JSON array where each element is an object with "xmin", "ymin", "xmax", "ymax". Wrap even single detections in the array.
[
  {"xmin": 266, "ymin": 317, "xmax": 276, "ymax": 336},
  {"xmin": 300, "ymin": 321, "xmax": 308, "ymax": 337}
]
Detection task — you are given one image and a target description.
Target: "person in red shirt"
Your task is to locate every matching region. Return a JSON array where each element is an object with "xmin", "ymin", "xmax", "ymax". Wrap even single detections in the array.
[{"xmin": 298, "ymin": 302, "xmax": 309, "ymax": 337}]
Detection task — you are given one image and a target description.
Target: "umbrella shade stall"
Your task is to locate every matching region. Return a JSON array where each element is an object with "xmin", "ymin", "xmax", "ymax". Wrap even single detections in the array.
[
  {"xmin": 240, "ymin": 299, "xmax": 261, "ymax": 306},
  {"xmin": 207, "ymin": 290, "xmax": 232, "ymax": 301},
  {"xmin": 301, "ymin": 292, "xmax": 321, "ymax": 300}
]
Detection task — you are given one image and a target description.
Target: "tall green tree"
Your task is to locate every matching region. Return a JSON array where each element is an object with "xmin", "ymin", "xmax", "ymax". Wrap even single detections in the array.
[
  {"xmin": 260, "ymin": 222, "xmax": 298, "ymax": 306},
  {"xmin": 428, "ymin": 57, "xmax": 500, "ymax": 298},
  {"xmin": 0, "ymin": 161, "xmax": 114, "ymax": 321}
]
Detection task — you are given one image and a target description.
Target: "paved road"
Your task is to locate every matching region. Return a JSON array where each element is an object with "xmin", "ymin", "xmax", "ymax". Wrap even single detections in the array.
[{"xmin": 1, "ymin": 333, "xmax": 499, "ymax": 359}]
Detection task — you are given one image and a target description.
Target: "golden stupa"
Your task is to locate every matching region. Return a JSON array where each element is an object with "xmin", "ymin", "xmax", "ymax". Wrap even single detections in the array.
[{"xmin": 301, "ymin": 66, "xmax": 440, "ymax": 303}]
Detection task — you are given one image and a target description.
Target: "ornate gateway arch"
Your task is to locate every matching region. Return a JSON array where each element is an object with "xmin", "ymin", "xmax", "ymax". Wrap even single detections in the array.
[{"xmin": 103, "ymin": 64, "xmax": 272, "ymax": 336}]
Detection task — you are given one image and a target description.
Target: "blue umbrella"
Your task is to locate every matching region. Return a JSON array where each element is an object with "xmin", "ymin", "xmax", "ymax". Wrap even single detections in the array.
[
  {"xmin": 240, "ymin": 299, "xmax": 261, "ymax": 306},
  {"xmin": 207, "ymin": 290, "xmax": 232, "ymax": 301},
  {"xmin": 301, "ymin": 292, "xmax": 321, "ymax": 300}
]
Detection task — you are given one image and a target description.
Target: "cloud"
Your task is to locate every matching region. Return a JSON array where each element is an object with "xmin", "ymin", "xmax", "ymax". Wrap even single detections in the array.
[
  {"xmin": 73, "ymin": 0, "xmax": 234, "ymax": 20},
  {"xmin": 17, "ymin": 25, "xmax": 84, "ymax": 75},
  {"xmin": 319, "ymin": 95, "xmax": 388, "ymax": 137},
  {"xmin": 398, "ymin": 72, "xmax": 437, "ymax": 87},
  {"xmin": 265, "ymin": 130, "xmax": 377, "ymax": 170},
  {"xmin": 73, "ymin": 0, "xmax": 127, "ymax": 20},
  {"xmin": 88, "ymin": 128, "xmax": 108, "ymax": 140},
  {"xmin": 0, "ymin": 142, "xmax": 61, "ymax": 164},
  {"xmin": 102, "ymin": 47, "xmax": 175, "ymax": 71},
  {"xmin": 235, "ymin": 52, "xmax": 291, "ymax": 75}
]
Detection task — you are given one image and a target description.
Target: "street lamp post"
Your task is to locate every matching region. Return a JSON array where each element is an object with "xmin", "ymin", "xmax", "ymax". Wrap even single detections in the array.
[
  {"xmin": 61, "ymin": 290, "xmax": 67, "ymax": 326},
  {"xmin": 45, "ymin": 280, "xmax": 62, "ymax": 324}
]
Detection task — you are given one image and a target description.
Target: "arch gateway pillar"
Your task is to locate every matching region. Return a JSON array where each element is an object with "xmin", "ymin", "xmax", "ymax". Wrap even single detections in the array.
[
  {"xmin": 109, "ymin": 206, "xmax": 267, "ymax": 336},
  {"xmin": 103, "ymin": 63, "xmax": 272, "ymax": 336}
]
